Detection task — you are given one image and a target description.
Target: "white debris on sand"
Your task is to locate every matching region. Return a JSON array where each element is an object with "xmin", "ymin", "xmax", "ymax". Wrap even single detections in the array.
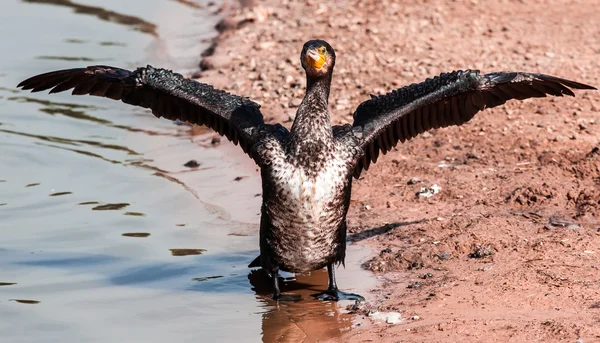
[
  {"xmin": 368, "ymin": 311, "xmax": 403, "ymax": 324},
  {"xmin": 417, "ymin": 184, "xmax": 442, "ymax": 198}
]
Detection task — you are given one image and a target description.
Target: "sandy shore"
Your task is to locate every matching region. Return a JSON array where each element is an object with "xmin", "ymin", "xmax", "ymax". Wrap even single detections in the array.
[{"xmin": 197, "ymin": 0, "xmax": 600, "ymax": 341}]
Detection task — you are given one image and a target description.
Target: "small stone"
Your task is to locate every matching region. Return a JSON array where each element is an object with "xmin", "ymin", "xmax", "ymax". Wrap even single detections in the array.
[
  {"xmin": 290, "ymin": 98, "xmax": 302, "ymax": 107},
  {"xmin": 184, "ymin": 160, "xmax": 200, "ymax": 168},
  {"xmin": 549, "ymin": 216, "xmax": 575, "ymax": 227},
  {"xmin": 411, "ymin": 315, "xmax": 420, "ymax": 320},
  {"xmin": 417, "ymin": 184, "xmax": 441, "ymax": 197},
  {"xmin": 469, "ymin": 246, "xmax": 494, "ymax": 259},
  {"xmin": 385, "ymin": 312, "xmax": 402, "ymax": 324},
  {"xmin": 368, "ymin": 311, "xmax": 403, "ymax": 325},
  {"xmin": 407, "ymin": 177, "xmax": 422, "ymax": 185},
  {"xmin": 407, "ymin": 282, "xmax": 422, "ymax": 289},
  {"xmin": 258, "ymin": 41, "xmax": 275, "ymax": 50}
]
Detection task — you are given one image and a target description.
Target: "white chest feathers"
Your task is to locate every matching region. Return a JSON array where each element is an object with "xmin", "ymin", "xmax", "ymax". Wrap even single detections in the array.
[{"xmin": 269, "ymin": 158, "xmax": 348, "ymax": 226}]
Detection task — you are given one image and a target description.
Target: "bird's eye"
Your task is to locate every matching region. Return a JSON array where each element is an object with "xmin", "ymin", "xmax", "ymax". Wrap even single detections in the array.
[{"xmin": 321, "ymin": 48, "xmax": 326, "ymax": 54}]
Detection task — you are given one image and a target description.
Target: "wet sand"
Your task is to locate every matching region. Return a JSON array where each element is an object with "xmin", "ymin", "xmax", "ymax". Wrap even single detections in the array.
[{"xmin": 198, "ymin": 0, "xmax": 600, "ymax": 341}]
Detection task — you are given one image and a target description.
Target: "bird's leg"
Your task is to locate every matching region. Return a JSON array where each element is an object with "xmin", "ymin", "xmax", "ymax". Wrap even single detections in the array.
[
  {"xmin": 270, "ymin": 268, "xmax": 301, "ymax": 301},
  {"xmin": 272, "ymin": 268, "xmax": 281, "ymax": 300},
  {"xmin": 313, "ymin": 264, "xmax": 365, "ymax": 302},
  {"xmin": 326, "ymin": 263, "xmax": 338, "ymax": 291}
]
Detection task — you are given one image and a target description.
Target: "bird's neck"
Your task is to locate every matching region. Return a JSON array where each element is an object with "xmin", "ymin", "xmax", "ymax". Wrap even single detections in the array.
[
  {"xmin": 305, "ymin": 73, "xmax": 332, "ymax": 102},
  {"xmin": 289, "ymin": 74, "xmax": 333, "ymax": 153}
]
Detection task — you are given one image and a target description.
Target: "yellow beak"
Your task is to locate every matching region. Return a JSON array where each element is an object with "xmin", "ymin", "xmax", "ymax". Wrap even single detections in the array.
[{"xmin": 306, "ymin": 49, "xmax": 326, "ymax": 69}]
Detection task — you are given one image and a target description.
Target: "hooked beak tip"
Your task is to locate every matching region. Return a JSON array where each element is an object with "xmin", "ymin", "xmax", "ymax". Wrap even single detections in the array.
[{"xmin": 307, "ymin": 50, "xmax": 320, "ymax": 61}]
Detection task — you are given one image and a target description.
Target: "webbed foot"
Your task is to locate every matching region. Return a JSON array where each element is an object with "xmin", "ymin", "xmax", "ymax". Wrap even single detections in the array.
[
  {"xmin": 312, "ymin": 288, "xmax": 364, "ymax": 302},
  {"xmin": 312, "ymin": 263, "xmax": 365, "ymax": 301}
]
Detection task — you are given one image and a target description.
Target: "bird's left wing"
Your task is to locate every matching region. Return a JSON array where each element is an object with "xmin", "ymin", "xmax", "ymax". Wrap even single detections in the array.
[
  {"xmin": 345, "ymin": 70, "xmax": 595, "ymax": 178},
  {"xmin": 18, "ymin": 65, "xmax": 271, "ymax": 160}
]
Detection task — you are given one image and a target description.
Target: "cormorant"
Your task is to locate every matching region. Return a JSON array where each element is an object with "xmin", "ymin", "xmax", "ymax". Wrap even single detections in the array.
[{"xmin": 17, "ymin": 39, "xmax": 595, "ymax": 301}]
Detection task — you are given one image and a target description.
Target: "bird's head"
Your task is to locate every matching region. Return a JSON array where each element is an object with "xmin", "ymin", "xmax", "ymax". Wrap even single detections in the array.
[{"xmin": 300, "ymin": 40, "xmax": 335, "ymax": 77}]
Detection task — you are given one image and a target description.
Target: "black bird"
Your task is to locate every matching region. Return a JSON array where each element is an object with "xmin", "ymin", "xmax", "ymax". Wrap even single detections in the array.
[{"xmin": 17, "ymin": 39, "xmax": 595, "ymax": 301}]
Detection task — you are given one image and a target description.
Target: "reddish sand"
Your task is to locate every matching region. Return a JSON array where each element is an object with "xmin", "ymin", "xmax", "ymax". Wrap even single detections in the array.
[{"xmin": 198, "ymin": 0, "xmax": 600, "ymax": 341}]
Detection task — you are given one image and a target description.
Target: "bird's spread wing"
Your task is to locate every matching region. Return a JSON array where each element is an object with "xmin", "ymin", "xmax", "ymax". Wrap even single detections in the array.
[
  {"xmin": 345, "ymin": 70, "xmax": 595, "ymax": 178},
  {"xmin": 17, "ymin": 65, "xmax": 271, "ymax": 160}
]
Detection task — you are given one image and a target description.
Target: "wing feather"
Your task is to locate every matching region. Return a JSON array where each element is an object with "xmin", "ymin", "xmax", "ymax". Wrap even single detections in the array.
[
  {"xmin": 18, "ymin": 65, "xmax": 276, "ymax": 161},
  {"xmin": 346, "ymin": 69, "xmax": 595, "ymax": 177}
]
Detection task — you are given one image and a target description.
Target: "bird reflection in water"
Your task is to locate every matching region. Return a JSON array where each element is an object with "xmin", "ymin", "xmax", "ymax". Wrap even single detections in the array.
[{"xmin": 248, "ymin": 269, "xmax": 355, "ymax": 343}]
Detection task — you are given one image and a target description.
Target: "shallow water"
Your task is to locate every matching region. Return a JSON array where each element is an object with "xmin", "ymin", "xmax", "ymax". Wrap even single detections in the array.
[{"xmin": 0, "ymin": 1, "xmax": 376, "ymax": 342}]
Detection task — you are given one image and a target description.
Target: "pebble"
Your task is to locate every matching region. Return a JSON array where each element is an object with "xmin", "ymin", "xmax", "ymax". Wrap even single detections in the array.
[
  {"xmin": 368, "ymin": 311, "xmax": 403, "ymax": 325},
  {"xmin": 290, "ymin": 98, "xmax": 302, "ymax": 107},
  {"xmin": 407, "ymin": 177, "xmax": 422, "ymax": 185},
  {"xmin": 466, "ymin": 152, "xmax": 480, "ymax": 159},
  {"xmin": 184, "ymin": 160, "xmax": 200, "ymax": 168},
  {"xmin": 417, "ymin": 184, "xmax": 441, "ymax": 197},
  {"xmin": 469, "ymin": 246, "xmax": 493, "ymax": 259}
]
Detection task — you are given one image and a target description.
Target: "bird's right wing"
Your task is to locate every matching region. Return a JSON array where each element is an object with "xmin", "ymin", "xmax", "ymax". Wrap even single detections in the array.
[
  {"xmin": 18, "ymin": 65, "xmax": 279, "ymax": 161},
  {"xmin": 347, "ymin": 70, "xmax": 595, "ymax": 177}
]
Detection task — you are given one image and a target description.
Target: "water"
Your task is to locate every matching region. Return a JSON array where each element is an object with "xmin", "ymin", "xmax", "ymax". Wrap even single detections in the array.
[{"xmin": 0, "ymin": 1, "xmax": 376, "ymax": 342}]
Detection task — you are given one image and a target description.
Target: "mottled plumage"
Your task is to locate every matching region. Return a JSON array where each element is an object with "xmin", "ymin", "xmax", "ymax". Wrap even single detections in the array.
[
  {"xmin": 18, "ymin": 40, "xmax": 595, "ymax": 300},
  {"xmin": 348, "ymin": 70, "xmax": 594, "ymax": 177}
]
